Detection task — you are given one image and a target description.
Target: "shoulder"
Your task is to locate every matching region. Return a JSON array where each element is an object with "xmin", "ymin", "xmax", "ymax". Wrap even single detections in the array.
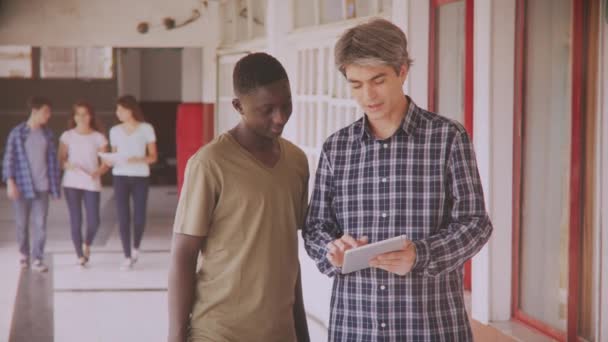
[
  {"xmin": 321, "ymin": 118, "xmax": 364, "ymax": 156},
  {"xmin": 188, "ymin": 134, "xmax": 232, "ymax": 168},
  {"xmin": 415, "ymin": 106, "xmax": 466, "ymax": 138},
  {"xmin": 140, "ymin": 122, "xmax": 155, "ymax": 133},
  {"xmin": 59, "ymin": 129, "xmax": 73, "ymax": 142},
  {"xmin": 280, "ymin": 137, "xmax": 309, "ymax": 175}
]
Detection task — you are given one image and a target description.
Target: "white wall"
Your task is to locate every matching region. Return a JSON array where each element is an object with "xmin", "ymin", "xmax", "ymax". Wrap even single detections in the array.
[
  {"xmin": 181, "ymin": 48, "xmax": 203, "ymax": 102},
  {"xmin": 0, "ymin": 0, "xmax": 215, "ymax": 47}
]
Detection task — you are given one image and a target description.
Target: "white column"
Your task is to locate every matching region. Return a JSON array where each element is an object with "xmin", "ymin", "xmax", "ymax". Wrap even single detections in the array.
[
  {"xmin": 471, "ymin": 0, "xmax": 492, "ymax": 325},
  {"xmin": 406, "ymin": 0, "xmax": 429, "ymax": 108},
  {"xmin": 391, "ymin": 0, "xmax": 410, "ymax": 95},
  {"xmin": 201, "ymin": 2, "xmax": 221, "ymax": 103},
  {"xmin": 181, "ymin": 48, "xmax": 203, "ymax": 102}
]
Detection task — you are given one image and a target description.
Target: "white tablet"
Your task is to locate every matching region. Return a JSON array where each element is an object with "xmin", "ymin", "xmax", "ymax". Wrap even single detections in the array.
[{"xmin": 341, "ymin": 235, "xmax": 407, "ymax": 274}]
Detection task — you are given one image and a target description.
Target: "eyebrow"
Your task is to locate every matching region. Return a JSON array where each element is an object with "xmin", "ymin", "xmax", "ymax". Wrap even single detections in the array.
[{"xmin": 347, "ymin": 72, "xmax": 387, "ymax": 84}]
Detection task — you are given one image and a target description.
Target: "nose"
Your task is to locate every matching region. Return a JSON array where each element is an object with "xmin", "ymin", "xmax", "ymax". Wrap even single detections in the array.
[
  {"xmin": 272, "ymin": 108, "xmax": 290, "ymax": 126},
  {"xmin": 364, "ymin": 84, "xmax": 377, "ymax": 102}
]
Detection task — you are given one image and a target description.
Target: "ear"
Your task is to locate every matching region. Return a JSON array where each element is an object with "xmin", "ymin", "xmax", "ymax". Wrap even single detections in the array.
[
  {"xmin": 232, "ymin": 98, "xmax": 244, "ymax": 115},
  {"xmin": 398, "ymin": 64, "xmax": 409, "ymax": 84}
]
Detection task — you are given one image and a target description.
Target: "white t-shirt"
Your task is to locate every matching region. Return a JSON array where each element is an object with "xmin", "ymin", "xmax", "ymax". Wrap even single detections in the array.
[
  {"xmin": 60, "ymin": 129, "xmax": 108, "ymax": 192},
  {"xmin": 109, "ymin": 122, "xmax": 156, "ymax": 177}
]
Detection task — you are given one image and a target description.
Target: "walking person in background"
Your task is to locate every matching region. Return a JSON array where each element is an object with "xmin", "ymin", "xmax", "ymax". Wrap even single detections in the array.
[
  {"xmin": 58, "ymin": 101, "xmax": 109, "ymax": 267},
  {"xmin": 2, "ymin": 96, "xmax": 61, "ymax": 272},
  {"xmin": 103, "ymin": 95, "xmax": 157, "ymax": 271}
]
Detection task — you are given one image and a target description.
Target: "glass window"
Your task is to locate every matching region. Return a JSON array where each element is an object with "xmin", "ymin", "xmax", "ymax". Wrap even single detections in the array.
[
  {"xmin": 519, "ymin": 0, "xmax": 572, "ymax": 331},
  {"xmin": 40, "ymin": 47, "xmax": 113, "ymax": 79},
  {"xmin": 0, "ymin": 46, "xmax": 32, "ymax": 78},
  {"xmin": 433, "ymin": 0, "xmax": 466, "ymax": 124}
]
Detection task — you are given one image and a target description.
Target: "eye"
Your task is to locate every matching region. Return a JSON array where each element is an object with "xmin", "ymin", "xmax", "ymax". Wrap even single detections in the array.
[
  {"xmin": 350, "ymin": 83, "xmax": 362, "ymax": 90},
  {"xmin": 374, "ymin": 77, "xmax": 385, "ymax": 85}
]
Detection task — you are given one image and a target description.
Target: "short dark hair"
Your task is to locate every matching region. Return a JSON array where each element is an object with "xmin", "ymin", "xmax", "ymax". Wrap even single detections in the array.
[
  {"xmin": 27, "ymin": 96, "xmax": 52, "ymax": 111},
  {"xmin": 233, "ymin": 52, "xmax": 288, "ymax": 96},
  {"xmin": 117, "ymin": 95, "xmax": 145, "ymax": 122}
]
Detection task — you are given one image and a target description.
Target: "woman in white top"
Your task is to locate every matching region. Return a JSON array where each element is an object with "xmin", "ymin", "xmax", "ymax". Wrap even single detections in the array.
[
  {"xmin": 58, "ymin": 101, "xmax": 109, "ymax": 267},
  {"xmin": 104, "ymin": 95, "xmax": 157, "ymax": 270}
]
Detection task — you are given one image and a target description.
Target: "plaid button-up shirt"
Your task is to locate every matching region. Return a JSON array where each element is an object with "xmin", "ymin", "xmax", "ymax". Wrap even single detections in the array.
[
  {"xmin": 2, "ymin": 122, "xmax": 61, "ymax": 199},
  {"xmin": 303, "ymin": 98, "xmax": 493, "ymax": 341}
]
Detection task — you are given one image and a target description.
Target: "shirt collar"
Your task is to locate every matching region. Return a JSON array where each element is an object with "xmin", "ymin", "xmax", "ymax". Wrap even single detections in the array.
[{"xmin": 359, "ymin": 95, "xmax": 419, "ymax": 141}]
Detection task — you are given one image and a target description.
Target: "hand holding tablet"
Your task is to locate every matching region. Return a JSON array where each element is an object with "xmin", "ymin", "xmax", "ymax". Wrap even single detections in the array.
[{"xmin": 341, "ymin": 235, "xmax": 409, "ymax": 274}]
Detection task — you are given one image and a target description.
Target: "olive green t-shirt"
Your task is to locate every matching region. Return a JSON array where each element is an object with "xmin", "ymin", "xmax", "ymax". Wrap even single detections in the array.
[{"xmin": 173, "ymin": 133, "xmax": 309, "ymax": 342}]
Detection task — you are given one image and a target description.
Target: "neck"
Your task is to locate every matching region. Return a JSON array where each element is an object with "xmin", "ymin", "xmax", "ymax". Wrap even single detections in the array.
[
  {"xmin": 75, "ymin": 125, "xmax": 92, "ymax": 133},
  {"xmin": 368, "ymin": 96, "xmax": 409, "ymax": 139},
  {"xmin": 27, "ymin": 117, "xmax": 41, "ymax": 130},
  {"xmin": 123, "ymin": 119, "xmax": 138, "ymax": 127},
  {"xmin": 230, "ymin": 123, "xmax": 277, "ymax": 152}
]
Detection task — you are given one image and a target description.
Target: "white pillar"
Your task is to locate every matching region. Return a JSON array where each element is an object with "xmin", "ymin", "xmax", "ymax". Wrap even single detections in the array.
[
  {"xmin": 406, "ymin": 0, "xmax": 429, "ymax": 108},
  {"xmin": 181, "ymin": 48, "xmax": 203, "ymax": 102},
  {"xmin": 471, "ymin": 0, "xmax": 492, "ymax": 325},
  {"xmin": 201, "ymin": 2, "xmax": 221, "ymax": 103}
]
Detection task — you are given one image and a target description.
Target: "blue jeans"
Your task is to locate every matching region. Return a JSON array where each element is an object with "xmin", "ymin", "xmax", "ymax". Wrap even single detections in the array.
[
  {"xmin": 12, "ymin": 191, "xmax": 50, "ymax": 261},
  {"xmin": 64, "ymin": 187, "xmax": 101, "ymax": 258},
  {"xmin": 113, "ymin": 176, "xmax": 149, "ymax": 258}
]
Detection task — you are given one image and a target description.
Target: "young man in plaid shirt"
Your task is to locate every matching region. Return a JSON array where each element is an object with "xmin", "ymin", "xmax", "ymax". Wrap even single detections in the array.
[
  {"xmin": 303, "ymin": 19, "xmax": 493, "ymax": 341},
  {"xmin": 3, "ymin": 96, "xmax": 61, "ymax": 272}
]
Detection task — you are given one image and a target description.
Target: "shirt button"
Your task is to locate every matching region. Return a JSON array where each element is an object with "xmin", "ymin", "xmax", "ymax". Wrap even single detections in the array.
[
  {"xmin": 381, "ymin": 322, "xmax": 387, "ymax": 328},
  {"xmin": 381, "ymin": 178, "xmax": 387, "ymax": 183},
  {"xmin": 383, "ymin": 144, "xmax": 388, "ymax": 149},
  {"xmin": 381, "ymin": 212, "xmax": 387, "ymax": 218},
  {"xmin": 380, "ymin": 285, "xmax": 386, "ymax": 290}
]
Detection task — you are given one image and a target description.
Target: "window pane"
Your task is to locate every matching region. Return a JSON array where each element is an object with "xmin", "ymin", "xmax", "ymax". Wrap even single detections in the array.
[
  {"xmin": 252, "ymin": 0, "xmax": 267, "ymax": 38},
  {"xmin": 321, "ymin": 0, "xmax": 343, "ymax": 24},
  {"xmin": 435, "ymin": 0, "xmax": 465, "ymax": 125},
  {"xmin": 76, "ymin": 47, "xmax": 113, "ymax": 78},
  {"xmin": 294, "ymin": 0, "xmax": 315, "ymax": 28},
  {"xmin": 41, "ymin": 47, "xmax": 77, "ymax": 78},
  {"xmin": 519, "ymin": 0, "xmax": 572, "ymax": 332},
  {"xmin": 0, "ymin": 46, "xmax": 32, "ymax": 78},
  {"xmin": 41, "ymin": 47, "xmax": 112, "ymax": 79}
]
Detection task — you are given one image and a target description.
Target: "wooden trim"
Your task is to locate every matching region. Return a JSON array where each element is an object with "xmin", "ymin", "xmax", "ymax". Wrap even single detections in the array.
[
  {"xmin": 464, "ymin": 0, "xmax": 474, "ymax": 135},
  {"xmin": 514, "ymin": 310, "xmax": 567, "ymax": 341},
  {"xmin": 567, "ymin": 0, "xmax": 585, "ymax": 340},
  {"xmin": 579, "ymin": 0, "xmax": 600, "ymax": 339},
  {"xmin": 511, "ymin": 0, "xmax": 525, "ymax": 320},
  {"xmin": 428, "ymin": 0, "xmax": 437, "ymax": 112},
  {"xmin": 433, "ymin": 0, "xmax": 463, "ymax": 6}
]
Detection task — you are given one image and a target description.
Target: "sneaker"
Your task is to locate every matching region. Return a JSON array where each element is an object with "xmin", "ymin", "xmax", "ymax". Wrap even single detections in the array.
[
  {"xmin": 32, "ymin": 259, "xmax": 49, "ymax": 273},
  {"xmin": 19, "ymin": 257, "xmax": 29, "ymax": 269},
  {"xmin": 120, "ymin": 258, "xmax": 133, "ymax": 271},
  {"xmin": 77, "ymin": 257, "xmax": 88, "ymax": 268},
  {"xmin": 131, "ymin": 249, "xmax": 139, "ymax": 264},
  {"xmin": 82, "ymin": 244, "xmax": 91, "ymax": 261}
]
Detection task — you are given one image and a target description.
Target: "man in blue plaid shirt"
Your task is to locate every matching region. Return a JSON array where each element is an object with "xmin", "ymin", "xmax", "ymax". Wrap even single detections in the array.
[
  {"xmin": 303, "ymin": 19, "xmax": 493, "ymax": 341},
  {"xmin": 2, "ymin": 96, "xmax": 61, "ymax": 272}
]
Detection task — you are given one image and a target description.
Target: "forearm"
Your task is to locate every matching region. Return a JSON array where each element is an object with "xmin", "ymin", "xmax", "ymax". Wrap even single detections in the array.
[
  {"xmin": 411, "ymin": 213, "xmax": 493, "ymax": 277},
  {"xmin": 302, "ymin": 222, "xmax": 341, "ymax": 277},
  {"xmin": 168, "ymin": 260, "xmax": 197, "ymax": 341}
]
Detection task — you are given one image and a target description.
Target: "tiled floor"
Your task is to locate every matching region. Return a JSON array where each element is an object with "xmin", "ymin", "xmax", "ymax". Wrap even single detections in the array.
[{"xmin": 0, "ymin": 186, "xmax": 555, "ymax": 342}]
